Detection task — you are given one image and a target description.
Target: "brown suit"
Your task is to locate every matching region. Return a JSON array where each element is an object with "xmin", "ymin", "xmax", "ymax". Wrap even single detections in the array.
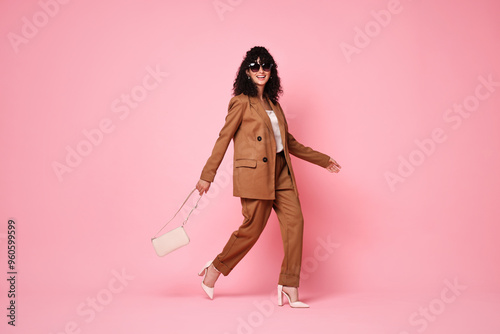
[
  {"xmin": 200, "ymin": 93, "xmax": 330, "ymax": 287},
  {"xmin": 200, "ymin": 93, "xmax": 330, "ymax": 200}
]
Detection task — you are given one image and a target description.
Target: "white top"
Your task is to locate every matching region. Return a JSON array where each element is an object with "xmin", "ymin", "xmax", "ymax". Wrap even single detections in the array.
[{"xmin": 265, "ymin": 110, "xmax": 284, "ymax": 153}]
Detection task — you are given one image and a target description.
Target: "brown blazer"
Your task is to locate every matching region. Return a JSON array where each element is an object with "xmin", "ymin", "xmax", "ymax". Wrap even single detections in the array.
[{"xmin": 200, "ymin": 93, "xmax": 331, "ymax": 200}]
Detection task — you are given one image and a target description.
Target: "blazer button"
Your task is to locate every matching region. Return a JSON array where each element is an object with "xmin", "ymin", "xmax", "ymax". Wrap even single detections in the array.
[
  {"xmin": 263, "ymin": 157, "xmax": 268, "ymax": 162},
  {"xmin": 257, "ymin": 136, "xmax": 262, "ymax": 141}
]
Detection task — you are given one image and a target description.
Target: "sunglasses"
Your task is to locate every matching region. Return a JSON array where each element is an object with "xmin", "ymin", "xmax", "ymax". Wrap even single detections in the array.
[{"xmin": 248, "ymin": 62, "xmax": 274, "ymax": 72}]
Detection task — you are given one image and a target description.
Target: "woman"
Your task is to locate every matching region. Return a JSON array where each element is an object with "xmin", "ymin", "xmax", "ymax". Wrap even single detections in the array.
[{"xmin": 196, "ymin": 46, "xmax": 341, "ymax": 308}]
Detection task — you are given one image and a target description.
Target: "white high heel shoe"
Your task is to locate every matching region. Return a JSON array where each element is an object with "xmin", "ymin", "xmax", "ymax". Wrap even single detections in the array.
[
  {"xmin": 198, "ymin": 260, "xmax": 219, "ymax": 299},
  {"xmin": 277, "ymin": 285, "xmax": 309, "ymax": 308}
]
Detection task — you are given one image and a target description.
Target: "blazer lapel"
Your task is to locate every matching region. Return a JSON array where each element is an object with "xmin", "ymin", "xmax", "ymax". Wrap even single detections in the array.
[
  {"xmin": 249, "ymin": 95, "xmax": 274, "ymax": 134},
  {"xmin": 249, "ymin": 95, "xmax": 287, "ymax": 152}
]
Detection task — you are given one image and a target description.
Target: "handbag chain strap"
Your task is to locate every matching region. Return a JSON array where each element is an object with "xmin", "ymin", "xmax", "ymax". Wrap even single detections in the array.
[{"xmin": 152, "ymin": 188, "xmax": 203, "ymax": 238}]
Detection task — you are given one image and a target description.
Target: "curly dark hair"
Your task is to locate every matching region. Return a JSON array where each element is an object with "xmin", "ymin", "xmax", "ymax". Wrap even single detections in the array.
[{"xmin": 233, "ymin": 46, "xmax": 283, "ymax": 104}]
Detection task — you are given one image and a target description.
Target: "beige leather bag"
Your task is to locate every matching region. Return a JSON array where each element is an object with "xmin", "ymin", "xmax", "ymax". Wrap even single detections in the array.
[{"xmin": 151, "ymin": 189, "xmax": 202, "ymax": 256}]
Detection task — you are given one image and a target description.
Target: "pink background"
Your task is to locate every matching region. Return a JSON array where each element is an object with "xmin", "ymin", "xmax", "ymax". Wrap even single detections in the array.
[{"xmin": 1, "ymin": 0, "xmax": 499, "ymax": 333}]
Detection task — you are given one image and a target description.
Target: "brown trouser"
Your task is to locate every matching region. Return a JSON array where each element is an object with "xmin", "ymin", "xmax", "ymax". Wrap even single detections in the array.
[{"xmin": 212, "ymin": 151, "xmax": 304, "ymax": 287}]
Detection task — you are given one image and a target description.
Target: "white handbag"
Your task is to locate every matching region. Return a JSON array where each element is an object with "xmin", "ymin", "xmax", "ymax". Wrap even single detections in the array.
[{"xmin": 151, "ymin": 189, "xmax": 202, "ymax": 256}]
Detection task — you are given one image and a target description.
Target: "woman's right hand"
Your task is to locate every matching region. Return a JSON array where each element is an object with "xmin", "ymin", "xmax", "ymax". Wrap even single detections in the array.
[{"xmin": 196, "ymin": 179, "xmax": 211, "ymax": 196}]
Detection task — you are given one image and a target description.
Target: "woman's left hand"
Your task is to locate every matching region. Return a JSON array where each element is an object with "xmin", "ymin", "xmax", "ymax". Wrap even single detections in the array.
[{"xmin": 326, "ymin": 158, "xmax": 341, "ymax": 173}]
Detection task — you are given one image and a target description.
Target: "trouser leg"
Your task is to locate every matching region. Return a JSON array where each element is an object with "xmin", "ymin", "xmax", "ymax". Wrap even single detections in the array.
[
  {"xmin": 212, "ymin": 198, "xmax": 273, "ymax": 276},
  {"xmin": 273, "ymin": 150, "xmax": 304, "ymax": 287},
  {"xmin": 273, "ymin": 188, "xmax": 304, "ymax": 287}
]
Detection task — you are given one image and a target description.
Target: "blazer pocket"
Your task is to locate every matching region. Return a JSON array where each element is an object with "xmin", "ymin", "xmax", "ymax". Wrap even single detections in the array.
[{"xmin": 235, "ymin": 159, "xmax": 257, "ymax": 168}]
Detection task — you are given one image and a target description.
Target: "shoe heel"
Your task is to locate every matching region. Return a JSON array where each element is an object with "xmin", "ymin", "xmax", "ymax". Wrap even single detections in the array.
[
  {"xmin": 277, "ymin": 284, "xmax": 309, "ymax": 308},
  {"xmin": 277, "ymin": 285, "xmax": 283, "ymax": 306},
  {"xmin": 198, "ymin": 260, "xmax": 212, "ymax": 276}
]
